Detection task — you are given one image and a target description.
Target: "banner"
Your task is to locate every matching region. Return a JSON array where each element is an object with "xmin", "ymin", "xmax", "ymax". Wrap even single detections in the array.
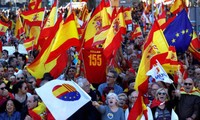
[{"xmin": 82, "ymin": 48, "xmax": 107, "ymax": 84}]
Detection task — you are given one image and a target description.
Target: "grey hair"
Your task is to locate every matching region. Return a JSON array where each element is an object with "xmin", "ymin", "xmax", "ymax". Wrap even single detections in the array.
[
  {"xmin": 76, "ymin": 77, "xmax": 88, "ymax": 88},
  {"xmin": 106, "ymin": 92, "xmax": 119, "ymax": 102}
]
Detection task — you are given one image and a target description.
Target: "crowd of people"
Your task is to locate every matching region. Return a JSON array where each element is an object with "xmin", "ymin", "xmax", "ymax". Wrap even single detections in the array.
[{"xmin": 0, "ymin": 1, "xmax": 200, "ymax": 120}]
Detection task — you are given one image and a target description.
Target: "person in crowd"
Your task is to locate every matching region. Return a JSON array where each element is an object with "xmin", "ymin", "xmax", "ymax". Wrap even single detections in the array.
[
  {"xmin": 0, "ymin": 99, "xmax": 21, "ymax": 120},
  {"xmin": 17, "ymin": 53, "xmax": 27, "ymax": 70},
  {"xmin": 15, "ymin": 71, "xmax": 26, "ymax": 82},
  {"xmin": 118, "ymin": 93, "xmax": 128, "ymax": 110},
  {"xmin": 1, "ymin": 50, "xmax": 9, "ymax": 62},
  {"xmin": 39, "ymin": 73, "xmax": 54, "ymax": 87},
  {"xmin": 98, "ymin": 70, "xmax": 123, "ymax": 96},
  {"xmin": 7, "ymin": 65, "xmax": 15, "ymax": 78},
  {"xmin": 26, "ymin": 76, "xmax": 37, "ymax": 94},
  {"xmin": 64, "ymin": 66, "xmax": 77, "ymax": 81},
  {"xmin": 92, "ymin": 92, "xmax": 125, "ymax": 120},
  {"xmin": 149, "ymin": 82, "xmax": 161, "ymax": 102},
  {"xmin": 0, "ymin": 81, "xmax": 14, "ymax": 108},
  {"xmin": 125, "ymin": 89, "xmax": 138, "ymax": 120},
  {"xmin": 12, "ymin": 81, "xmax": 30, "ymax": 120},
  {"xmin": 175, "ymin": 78, "xmax": 200, "ymax": 120},
  {"xmin": 68, "ymin": 77, "xmax": 101, "ymax": 120},
  {"xmin": 151, "ymin": 88, "xmax": 178, "ymax": 120},
  {"xmin": 8, "ymin": 56, "xmax": 18, "ymax": 71},
  {"xmin": 25, "ymin": 95, "xmax": 46, "ymax": 120}
]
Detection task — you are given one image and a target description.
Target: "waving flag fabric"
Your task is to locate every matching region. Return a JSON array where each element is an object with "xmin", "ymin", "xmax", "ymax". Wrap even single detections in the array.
[
  {"xmin": 45, "ymin": 13, "xmax": 80, "ymax": 63},
  {"xmin": 81, "ymin": 0, "xmax": 111, "ymax": 48},
  {"xmin": 146, "ymin": 60, "xmax": 173, "ymax": 84},
  {"xmin": 21, "ymin": 8, "xmax": 45, "ymax": 26},
  {"xmin": 103, "ymin": 7, "xmax": 126, "ymax": 59},
  {"xmin": 35, "ymin": 80, "xmax": 91, "ymax": 120},
  {"xmin": 131, "ymin": 23, "xmax": 142, "ymax": 40},
  {"xmin": 38, "ymin": 0, "xmax": 58, "ymax": 48},
  {"xmin": 170, "ymin": 0, "xmax": 187, "ymax": 15},
  {"xmin": 0, "ymin": 20, "xmax": 9, "ymax": 35},
  {"xmin": 123, "ymin": 7, "xmax": 132, "ymax": 25},
  {"xmin": 128, "ymin": 20, "xmax": 169, "ymax": 120},
  {"xmin": 188, "ymin": 31, "xmax": 200, "ymax": 61},
  {"xmin": 28, "ymin": 0, "xmax": 42, "ymax": 10},
  {"xmin": 14, "ymin": 15, "xmax": 25, "ymax": 39},
  {"xmin": 26, "ymin": 16, "xmax": 63, "ymax": 79},
  {"xmin": 164, "ymin": 9, "xmax": 192, "ymax": 53}
]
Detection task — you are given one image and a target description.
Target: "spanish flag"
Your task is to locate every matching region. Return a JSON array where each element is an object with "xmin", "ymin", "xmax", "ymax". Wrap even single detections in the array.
[
  {"xmin": 21, "ymin": 8, "xmax": 45, "ymax": 26},
  {"xmin": 0, "ymin": 20, "xmax": 9, "ymax": 36},
  {"xmin": 26, "ymin": 15, "xmax": 63, "ymax": 79},
  {"xmin": 188, "ymin": 31, "xmax": 200, "ymax": 61},
  {"xmin": 128, "ymin": 21, "xmax": 169, "ymax": 120},
  {"xmin": 81, "ymin": 0, "xmax": 111, "ymax": 49},
  {"xmin": 14, "ymin": 15, "xmax": 25, "ymax": 39},
  {"xmin": 103, "ymin": 7, "xmax": 126, "ymax": 59},
  {"xmin": 45, "ymin": 13, "xmax": 80, "ymax": 63}
]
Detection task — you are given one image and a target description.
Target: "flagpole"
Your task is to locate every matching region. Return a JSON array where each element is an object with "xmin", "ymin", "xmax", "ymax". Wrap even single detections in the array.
[{"xmin": 152, "ymin": 0, "xmax": 154, "ymax": 23}]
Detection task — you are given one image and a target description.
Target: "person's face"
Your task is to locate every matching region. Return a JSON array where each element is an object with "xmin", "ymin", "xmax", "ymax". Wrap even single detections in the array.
[
  {"xmin": 0, "ymin": 83, "xmax": 6, "ymax": 96},
  {"xmin": 151, "ymin": 84, "xmax": 160, "ymax": 97},
  {"xmin": 27, "ymin": 78, "xmax": 36, "ymax": 90},
  {"xmin": 157, "ymin": 90, "xmax": 167, "ymax": 102},
  {"xmin": 83, "ymin": 81, "xmax": 90, "ymax": 93},
  {"xmin": 20, "ymin": 83, "xmax": 28, "ymax": 94},
  {"xmin": 128, "ymin": 91, "xmax": 138, "ymax": 104},
  {"xmin": 118, "ymin": 96, "xmax": 127, "ymax": 107},
  {"xmin": 7, "ymin": 67, "xmax": 15, "ymax": 76},
  {"xmin": 2, "ymin": 51, "xmax": 8, "ymax": 59},
  {"xmin": 106, "ymin": 72, "xmax": 115, "ymax": 85},
  {"xmin": 6, "ymin": 100, "xmax": 15, "ymax": 114},
  {"xmin": 0, "ymin": 67, "xmax": 5, "ymax": 77},
  {"xmin": 11, "ymin": 58, "xmax": 18, "ymax": 67},
  {"xmin": 128, "ymin": 82, "xmax": 135, "ymax": 90},
  {"xmin": 194, "ymin": 71, "xmax": 200, "ymax": 79},
  {"xmin": 107, "ymin": 95, "xmax": 117, "ymax": 107},
  {"xmin": 183, "ymin": 78, "xmax": 194, "ymax": 93},
  {"xmin": 67, "ymin": 68, "xmax": 76, "ymax": 78},
  {"xmin": 27, "ymin": 96, "xmax": 37, "ymax": 110},
  {"xmin": 16, "ymin": 74, "xmax": 25, "ymax": 82}
]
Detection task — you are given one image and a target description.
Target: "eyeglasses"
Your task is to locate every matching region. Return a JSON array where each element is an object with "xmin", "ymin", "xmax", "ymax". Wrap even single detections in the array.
[
  {"xmin": 0, "ymin": 87, "xmax": 6, "ymax": 90},
  {"xmin": 184, "ymin": 83, "xmax": 192, "ymax": 86},
  {"xmin": 106, "ymin": 75, "xmax": 115, "ymax": 78},
  {"xmin": 17, "ymin": 77, "xmax": 24, "ymax": 80},
  {"xmin": 158, "ymin": 92, "xmax": 166, "ymax": 95}
]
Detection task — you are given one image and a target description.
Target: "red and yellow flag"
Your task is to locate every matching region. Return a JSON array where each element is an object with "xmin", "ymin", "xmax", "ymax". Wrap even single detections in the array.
[
  {"xmin": 157, "ymin": 10, "xmax": 166, "ymax": 27},
  {"xmin": 170, "ymin": 0, "xmax": 187, "ymax": 15},
  {"xmin": 23, "ymin": 37, "xmax": 35, "ymax": 51},
  {"xmin": 38, "ymin": 0, "xmax": 58, "ymax": 48},
  {"xmin": 123, "ymin": 7, "xmax": 132, "ymax": 25},
  {"xmin": 46, "ymin": 13, "xmax": 80, "ymax": 63},
  {"xmin": 92, "ymin": 0, "xmax": 111, "ymax": 46},
  {"xmin": 188, "ymin": 31, "xmax": 200, "ymax": 61},
  {"xmin": 21, "ymin": 8, "xmax": 45, "ymax": 26},
  {"xmin": 28, "ymin": 0, "xmax": 42, "ymax": 10},
  {"xmin": 0, "ymin": 20, "xmax": 9, "ymax": 35},
  {"xmin": 26, "ymin": 15, "xmax": 63, "ymax": 79},
  {"xmin": 128, "ymin": 21, "xmax": 169, "ymax": 120},
  {"xmin": 131, "ymin": 23, "xmax": 142, "ymax": 40},
  {"xmin": 81, "ymin": 0, "xmax": 111, "ymax": 48},
  {"xmin": 103, "ymin": 7, "xmax": 126, "ymax": 59},
  {"xmin": 14, "ymin": 15, "xmax": 25, "ymax": 39}
]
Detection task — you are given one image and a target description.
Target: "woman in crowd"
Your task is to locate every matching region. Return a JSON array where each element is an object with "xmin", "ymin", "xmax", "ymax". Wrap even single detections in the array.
[
  {"xmin": 150, "ymin": 88, "xmax": 178, "ymax": 120},
  {"xmin": 0, "ymin": 99, "xmax": 21, "ymax": 120},
  {"xmin": 92, "ymin": 92, "xmax": 125, "ymax": 120}
]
